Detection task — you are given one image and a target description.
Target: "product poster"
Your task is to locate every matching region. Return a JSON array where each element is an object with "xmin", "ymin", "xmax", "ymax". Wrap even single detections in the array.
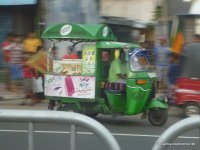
[
  {"xmin": 82, "ymin": 45, "xmax": 96, "ymax": 75},
  {"xmin": 53, "ymin": 60, "xmax": 82, "ymax": 75},
  {"xmin": 45, "ymin": 74, "xmax": 96, "ymax": 99}
]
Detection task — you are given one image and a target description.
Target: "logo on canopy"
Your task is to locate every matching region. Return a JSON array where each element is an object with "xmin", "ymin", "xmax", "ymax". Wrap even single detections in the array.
[
  {"xmin": 103, "ymin": 27, "xmax": 108, "ymax": 37},
  {"xmin": 60, "ymin": 25, "xmax": 72, "ymax": 36}
]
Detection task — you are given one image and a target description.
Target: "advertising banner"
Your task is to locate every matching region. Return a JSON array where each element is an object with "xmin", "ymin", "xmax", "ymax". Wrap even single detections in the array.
[
  {"xmin": 45, "ymin": 74, "xmax": 96, "ymax": 99},
  {"xmin": 53, "ymin": 60, "xmax": 82, "ymax": 75},
  {"xmin": 82, "ymin": 45, "xmax": 96, "ymax": 75}
]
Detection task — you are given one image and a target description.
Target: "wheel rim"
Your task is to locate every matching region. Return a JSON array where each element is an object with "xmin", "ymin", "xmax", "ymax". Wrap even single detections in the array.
[
  {"xmin": 150, "ymin": 109, "xmax": 163, "ymax": 123},
  {"xmin": 185, "ymin": 106, "xmax": 200, "ymax": 117}
]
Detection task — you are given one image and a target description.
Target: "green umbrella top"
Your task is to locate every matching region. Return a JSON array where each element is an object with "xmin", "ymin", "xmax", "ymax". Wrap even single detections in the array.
[
  {"xmin": 96, "ymin": 41, "xmax": 140, "ymax": 49},
  {"xmin": 41, "ymin": 23, "xmax": 116, "ymax": 41}
]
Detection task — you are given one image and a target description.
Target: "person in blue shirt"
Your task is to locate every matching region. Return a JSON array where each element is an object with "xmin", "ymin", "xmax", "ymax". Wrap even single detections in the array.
[{"xmin": 153, "ymin": 36, "xmax": 171, "ymax": 89}]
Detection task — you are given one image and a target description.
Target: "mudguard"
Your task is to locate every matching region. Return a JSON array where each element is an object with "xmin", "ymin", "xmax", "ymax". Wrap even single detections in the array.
[{"xmin": 147, "ymin": 98, "xmax": 168, "ymax": 110}]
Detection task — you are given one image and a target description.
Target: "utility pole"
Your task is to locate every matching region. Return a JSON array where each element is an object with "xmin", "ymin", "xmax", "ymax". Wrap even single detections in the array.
[{"xmin": 154, "ymin": 0, "xmax": 169, "ymax": 44}]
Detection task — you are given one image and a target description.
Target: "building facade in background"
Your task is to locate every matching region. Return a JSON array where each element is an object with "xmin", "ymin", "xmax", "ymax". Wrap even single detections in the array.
[
  {"xmin": 100, "ymin": 0, "xmax": 155, "ymax": 23},
  {"xmin": 159, "ymin": 0, "xmax": 200, "ymax": 43},
  {"xmin": 43, "ymin": 0, "xmax": 99, "ymax": 26},
  {"xmin": 99, "ymin": 0, "xmax": 157, "ymax": 43},
  {"xmin": 0, "ymin": 0, "xmax": 38, "ymax": 44},
  {"xmin": 1, "ymin": 0, "xmax": 200, "ymax": 50},
  {"xmin": 41, "ymin": 0, "xmax": 100, "ymax": 57}
]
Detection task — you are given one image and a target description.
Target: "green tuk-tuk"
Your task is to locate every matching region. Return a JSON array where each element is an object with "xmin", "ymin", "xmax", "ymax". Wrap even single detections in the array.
[{"xmin": 42, "ymin": 23, "xmax": 168, "ymax": 126}]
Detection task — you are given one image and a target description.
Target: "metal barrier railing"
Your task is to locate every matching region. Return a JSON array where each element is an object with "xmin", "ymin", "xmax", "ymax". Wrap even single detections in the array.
[
  {"xmin": 152, "ymin": 115, "xmax": 200, "ymax": 150},
  {"xmin": 0, "ymin": 109, "xmax": 121, "ymax": 150}
]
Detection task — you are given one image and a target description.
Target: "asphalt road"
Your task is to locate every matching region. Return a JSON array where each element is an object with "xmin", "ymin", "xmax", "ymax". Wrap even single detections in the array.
[{"xmin": 0, "ymin": 100, "xmax": 199, "ymax": 150}]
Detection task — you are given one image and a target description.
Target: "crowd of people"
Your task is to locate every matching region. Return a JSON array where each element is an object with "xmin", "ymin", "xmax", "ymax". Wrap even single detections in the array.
[
  {"xmin": 0, "ymin": 32, "xmax": 45, "ymax": 105},
  {"xmin": 0, "ymin": 32, "xmax": 83, "ymax": 105}
]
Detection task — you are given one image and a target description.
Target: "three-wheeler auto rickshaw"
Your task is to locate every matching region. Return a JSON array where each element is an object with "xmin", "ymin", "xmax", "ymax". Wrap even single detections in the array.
[
  {"xmin": 42, "ymin": 23, "xmax": 168, "ymax": 126},
  {"xmin": 174, "ymin": 44, "xmax": 200, "ymax": 117}
]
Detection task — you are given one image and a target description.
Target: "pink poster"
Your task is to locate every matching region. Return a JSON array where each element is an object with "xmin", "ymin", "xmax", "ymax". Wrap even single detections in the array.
[{"xmin": 45, "ymin": 74, "xmax": 96, "ymax": 98}]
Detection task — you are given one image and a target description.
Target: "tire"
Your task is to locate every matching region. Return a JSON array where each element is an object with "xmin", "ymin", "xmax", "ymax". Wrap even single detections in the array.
[
  {"xmin": 148, "ymin": 108, "xmax": 168, "ymax": 126},
  {"xmin": 184, "ymin": 102, "xmax": 200, "ymax": 117},
  {"xmin": 86, "ymin": 112, "xmax": 99, "ymax": 118},
  {"xmin": 48, "ymin": 101, "xmax": 55, "ymax": 110},
  {"xmin": 60, "ymin": 104, "xmax": 79, "ymax": 112}
]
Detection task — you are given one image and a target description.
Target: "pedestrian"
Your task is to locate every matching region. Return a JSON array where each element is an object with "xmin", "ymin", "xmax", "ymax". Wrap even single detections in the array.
[
  {"xmin": 167, "ymin": 52, "xmax": 180, "ymax": 104},
  {"xmin": 23, "ymin": 33, "xmax": 42, "ymax": 53},
  {"xmin": 30, "ymin": 46, "xmax": 45, "ymax": 105},
  {"xmin": 153, "ymin": 36, "xmax": 171, "ymax": 90},
  {"xmin": 2, "ymin": 34, "xmax": 24, "ymax": 91},
  {"xmin": 1, "ymin": 33, "xmax": 15, "ymax": 90},
  {"xmin": 20, "ymin": 33, "xmax": 42, "ymax": 105},
  {"xmin": 20, "ymin": 52, "xmax": 34, "ymax": 105},
  {"xmin": 9, "ymin": 35, "xmax": 24, "ymax": 91}
]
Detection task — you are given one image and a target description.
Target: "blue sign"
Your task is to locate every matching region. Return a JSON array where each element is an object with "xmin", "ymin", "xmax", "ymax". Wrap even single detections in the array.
[{"xmin": 0, "ymin": 0, "xmax": 37, "ymax": 5}]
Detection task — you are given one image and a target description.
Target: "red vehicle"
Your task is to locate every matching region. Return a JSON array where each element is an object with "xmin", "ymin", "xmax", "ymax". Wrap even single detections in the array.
[{"xmin": 174, "ymin": 44, "xmax": 200, "ymax": 117}]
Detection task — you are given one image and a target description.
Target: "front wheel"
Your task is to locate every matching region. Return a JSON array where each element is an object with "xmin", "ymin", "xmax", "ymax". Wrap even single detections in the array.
[
  {"xmin": 184, "ymin": 102, "xmax": 200, "ymax": 117},
  {"xmin": 148, "ymin": 108, "xmax": 168, "ymax": 126}
]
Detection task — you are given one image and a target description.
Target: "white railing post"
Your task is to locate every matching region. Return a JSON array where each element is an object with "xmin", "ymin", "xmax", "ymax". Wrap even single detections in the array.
[
  {"xmin": 70, "ymin": 125, "xmax": 76, "ymax": 150},
  {"xmin": 28, "ymin": 122, "xmax": 34, "ymax": 150},
  {"xmin": 153, "ymin": 116, "xmax": 200, "ymax": 150},
  {"xmin": 0, "ymin": 109, "xmax": 121, "ymax": 150}
]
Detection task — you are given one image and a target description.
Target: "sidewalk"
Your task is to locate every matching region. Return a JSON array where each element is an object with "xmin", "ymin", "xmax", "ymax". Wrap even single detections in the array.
[
  {"xmin": 0, "ymin": 98, "xmax": 48, "ymax": 110},
  {"xmin": 0, "ymin": 83, "xmax": 48, "ymax": 110},
  {"xmin": 0, "ymin": 83, "xmax": 26, "ymax": 100}
]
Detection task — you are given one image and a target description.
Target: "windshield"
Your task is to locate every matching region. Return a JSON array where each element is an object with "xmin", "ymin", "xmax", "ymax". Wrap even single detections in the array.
[{"xmin": 129, "ymin": 49, "xmax": 150, "ymax": 72}]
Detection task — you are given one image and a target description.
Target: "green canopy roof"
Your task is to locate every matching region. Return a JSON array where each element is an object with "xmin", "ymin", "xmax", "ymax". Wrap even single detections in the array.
[
  {"xmin": 96, "ymin": 41, "xmax": 140, "ymax": 49},
  {"xmin": 41, "ymin": 23, "xmax": 116, "ymax": 41}
]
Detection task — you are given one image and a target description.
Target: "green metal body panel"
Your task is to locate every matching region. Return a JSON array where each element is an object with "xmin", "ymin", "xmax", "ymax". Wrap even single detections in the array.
[
  {"xmin": 95, "ymin": 47, "xmax": 103, "ymax": 100},
  {"xmin": 146, "ymin": 99, "xmax": 168, "ymax": 110},
  {"xmin": 41, "ymin": 23, "xmax": 116, "ymax": 41},
  {"xmin": 96, "ymin": 41, "xmax": 140, "ymax": 49},
  {"xmin": 126, "ymin": 72, "xmax": 153, "ymax": 115},
  {"xmin": 105, "ymin": 91, "xmax": 126, "ymax": 112}
]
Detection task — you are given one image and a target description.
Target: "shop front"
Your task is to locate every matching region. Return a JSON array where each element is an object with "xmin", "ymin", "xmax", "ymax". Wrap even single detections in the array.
[{"xmin": 0, "ymin": 0, "xmax": 38, "ymax": 44}]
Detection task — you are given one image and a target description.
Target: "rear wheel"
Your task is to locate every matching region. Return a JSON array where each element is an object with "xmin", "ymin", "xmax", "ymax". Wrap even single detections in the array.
[
  {"xmin": 86, "ymin": 112, "xmax": 99, "ymax": 118},
  {"xmin": 59, "ymin": 103, "xmax": 79, "ymax": 112},
  {"xmin": 148, "ymin": 108, "xmax": 168, "ymax": 126},
  {"xmin": 184, "ymin": 102, "xmax": 200, "ymax": 117},
  {"xmin": 48, "ymin": 101, "xmax": 56, "ymax": 110}
]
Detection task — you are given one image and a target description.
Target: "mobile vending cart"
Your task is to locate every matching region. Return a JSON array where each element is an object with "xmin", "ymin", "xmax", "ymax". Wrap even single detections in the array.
[{"xmin": 42, "ymin": 23, "xmax": 168, "ymax": 126}]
